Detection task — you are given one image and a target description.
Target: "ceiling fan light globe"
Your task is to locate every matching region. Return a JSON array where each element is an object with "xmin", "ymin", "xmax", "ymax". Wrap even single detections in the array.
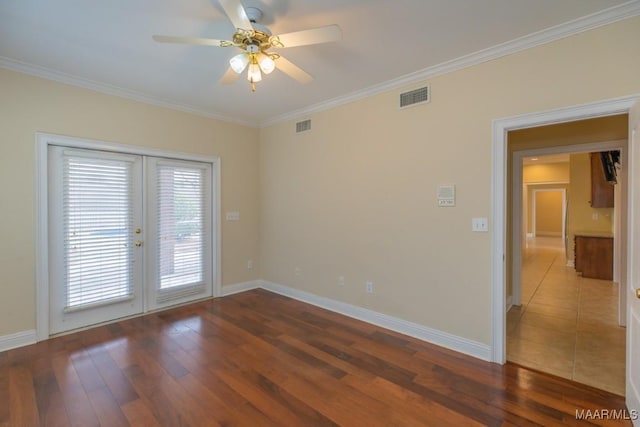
[
  {"xmin": 247, "ymin": 63, "xmax": 262, "ymax": 82},
  {"xmin": 258, "ymin": 54, "xmax": 275, "ymax": 74},
  {"xmin": 229, "ymin": 53, "xmax": 249, "ymax": 73}
]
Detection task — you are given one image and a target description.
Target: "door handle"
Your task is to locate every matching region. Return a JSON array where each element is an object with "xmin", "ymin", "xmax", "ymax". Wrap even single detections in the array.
[
  {"xmin": 637, "ymin": 288, "xmax": 640, "ymax": 299},
  {"xmin": 135, "ymin": 240, "xmax": 143, "ymax": 247}
]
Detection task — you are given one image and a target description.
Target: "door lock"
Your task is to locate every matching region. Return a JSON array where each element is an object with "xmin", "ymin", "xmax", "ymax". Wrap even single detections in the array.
[
  {"xmin": 135, "ymin": 228, "xmax": 142, "ymax": 234},
  {"xmin": 135, "ymin": 240, "xmax": 143, "ymax": 247}
]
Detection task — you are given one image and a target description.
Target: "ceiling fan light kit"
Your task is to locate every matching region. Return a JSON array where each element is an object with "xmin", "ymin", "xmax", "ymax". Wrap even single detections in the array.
[
  {"xmin": 228, "ymin": 29, "xmax": 279, "ymax": 91},
  {"xmin": 153, "ymin": 0, "xmax": 341, "ymax": 92}
]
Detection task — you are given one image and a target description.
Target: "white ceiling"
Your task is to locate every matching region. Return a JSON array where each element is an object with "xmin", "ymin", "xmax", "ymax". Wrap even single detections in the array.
[
  {"xmin": 523, "ymin": 154, "xmax": 571, "ymax": 165},
  {"xmin": 0, "ymin": 0, "xmax": 637, "ymax": 126}
]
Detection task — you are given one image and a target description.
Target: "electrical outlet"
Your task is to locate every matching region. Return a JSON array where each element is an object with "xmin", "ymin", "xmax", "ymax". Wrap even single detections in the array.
[
  {"xmin": 295, "ymin": 267, "xmax": 301, "ymax": 276},
  {"xmin": 247, "ymin": 259, "xmax": 253, "ymax": 269},
  {"xmin": 338, "ymin": 276, "xmax": 345, "ymax": 286},
  {"xmin": 366, "ymin": 281, "xmax": 374, "ymax": 294}
]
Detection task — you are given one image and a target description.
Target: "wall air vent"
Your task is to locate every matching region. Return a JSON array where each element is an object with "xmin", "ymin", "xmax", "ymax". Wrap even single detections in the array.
[
  {"xmin": 296, "ymin": 119, "xmax": 312, "ymax": 133},
  {"xmin": 400, "ymin": 86, "xmax": 430, "ymax": 108}
]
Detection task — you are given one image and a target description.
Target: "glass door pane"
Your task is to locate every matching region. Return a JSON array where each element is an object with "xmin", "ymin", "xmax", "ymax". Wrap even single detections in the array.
[
  {"xmin": 48, "ymin": 147, "xmax": 143, "ymax": 334},
  {"xmin": 146, "ymin": 158, "xmax": 212, "ymax": 309}
]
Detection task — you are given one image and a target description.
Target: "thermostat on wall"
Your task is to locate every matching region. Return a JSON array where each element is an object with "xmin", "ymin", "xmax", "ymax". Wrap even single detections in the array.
[{"xmin": 437, "ymin": 184, "xmax": 456, "ymax": 207}]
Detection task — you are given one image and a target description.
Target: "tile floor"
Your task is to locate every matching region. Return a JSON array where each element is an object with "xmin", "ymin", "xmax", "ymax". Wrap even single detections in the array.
[{"xmin": 507, "ymin": 236, "xmax": 626, "ymax": 395}]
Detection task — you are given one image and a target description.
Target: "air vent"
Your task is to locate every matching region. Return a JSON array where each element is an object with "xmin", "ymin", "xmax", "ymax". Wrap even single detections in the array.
[
  {"xmin": 296, "ymin": 119, "xmax": 312, "ymax": 133},
  {"xmin": 400, "ymin": 86, "xmax": 430, "ymax": 108}
]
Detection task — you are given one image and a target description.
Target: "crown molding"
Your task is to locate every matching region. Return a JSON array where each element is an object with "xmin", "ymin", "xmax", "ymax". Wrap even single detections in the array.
[
  {"xmin": 259, "ymin": 0, "xmax": 640, "ymax": 127},
  {"xmin": 1, "ymin": 1, "xmax": 638, "ymax": 129},
  {"xmin": 0, "ymin": 56, "xmax": 258, "ymax": 128}
]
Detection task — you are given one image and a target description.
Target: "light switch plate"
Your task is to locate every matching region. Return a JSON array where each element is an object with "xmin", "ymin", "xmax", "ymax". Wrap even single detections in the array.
[
  {"xmin": 472, "ymin": 217, "xmax": 488, "ymax": 232},
  {"xmin": 226, "ymin": 211, "xmax": 240, "ymax": 221}
]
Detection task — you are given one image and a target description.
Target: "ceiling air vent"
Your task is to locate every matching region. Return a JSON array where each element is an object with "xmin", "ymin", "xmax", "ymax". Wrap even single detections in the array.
[
  {"xmin": 296, "ymin": 119, "xmax": 312, "ymax": 133},
  {"xmin": 400, "ymin": 86, "xmax": 430, "ymax": 109}
]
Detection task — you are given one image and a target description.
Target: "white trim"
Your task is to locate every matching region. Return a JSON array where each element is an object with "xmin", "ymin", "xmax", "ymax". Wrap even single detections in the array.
[
  {"xmin": 260, "ymin": 281, "xmax": 491, "ymax": 361},
  {"xmin": 0, "ymin": 57, "xmax": 256, "ymax": 128},
  {"xmin": 213, "ymin": 161, "xmax": 222, "ymax": 298},
  {"xmin": 259, "ymin": 2, "xmax": 640, "ymax": 127},
  {"xmin": 221, "ymin": 280, "xmax": 261, "ymax": 296},
  {"xmin": 36, "ymin": 132, "xmax": 223, "ymax": 163},
  {"xmin": 35, "ymin": 132, "xmax": 222, "ymax": 341},
  {"xmin": 2, "ymin": 3, "xmax": 639, "ymax": 128},
  {"xmin": 491, "ymin": 94, "xmax": 639, "ymax": 364},
  {"xmin": 506, "ymin": 295, "xmax": 513, "ymax": 312},
  {"xmin": 35, "ymin": 136, "xmax": 50, "ymax": 342},
  {"xmin": 0, "ymin": 330, "xmax": 36, "ymax": 352}
]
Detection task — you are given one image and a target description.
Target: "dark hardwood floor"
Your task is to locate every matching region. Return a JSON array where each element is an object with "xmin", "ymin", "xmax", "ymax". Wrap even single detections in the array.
[{"xmin": 0, "ymin": 289, "xmax": 632, "ymax": 426}]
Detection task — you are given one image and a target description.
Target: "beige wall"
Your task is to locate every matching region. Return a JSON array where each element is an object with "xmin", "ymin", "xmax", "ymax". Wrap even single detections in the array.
[
  {"xmin": 2, "ymin": 15, "xmax": 639, "ymax": 348},
  {"xmin": 566, "ymin": 153, "xmax": 615, "ymax": 261},
  {"xmin": 522, "ymin": 163, "xmax": 569, "ymax": 235},
  {"xmin": 259, "ymin": 17, "xmax": 640, "ymax": 345},
  {"xmin": 0, "ymin": 68, "xmax": 260, "ymax": 337},
  {"xmin": 525, "ymin": 184, "xmax": 569, "ymax": 235},
  {"xmin": 523, "ymin": 162, "xmax": 570, "ymax": 183},
  {"xmin": 535, "ymin": 191, "xmax": 563, "ymax": 236}
]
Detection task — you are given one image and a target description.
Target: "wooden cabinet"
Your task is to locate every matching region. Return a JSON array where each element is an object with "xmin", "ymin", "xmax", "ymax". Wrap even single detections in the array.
[
  {"xmin": 590, "ymin": 152, "xmax": 614, "ymax": 208},
  {"xmin": 574, "ymin": 235, "xmax": 613, "ymax": 280}
]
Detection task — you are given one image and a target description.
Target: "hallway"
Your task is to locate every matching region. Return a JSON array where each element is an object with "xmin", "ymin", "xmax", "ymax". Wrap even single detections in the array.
[{"xmin": 507, "ymin": 236, "xmax": 625, "ymax": 395}]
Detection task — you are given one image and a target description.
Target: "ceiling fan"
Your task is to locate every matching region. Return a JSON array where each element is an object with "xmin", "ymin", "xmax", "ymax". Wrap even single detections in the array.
[{"xmin": 153, "ymin": 0, "xmax": 342, "ymax": 92}]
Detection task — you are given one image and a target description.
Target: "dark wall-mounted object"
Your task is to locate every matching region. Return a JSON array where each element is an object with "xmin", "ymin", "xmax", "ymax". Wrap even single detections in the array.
[
  {"xmin": 590, "ymin": 152, "xmax": 614, "ymax": 208},
  {"xmin": 600, "ymin": 150, "xmax": 619, "ymax": 184}
]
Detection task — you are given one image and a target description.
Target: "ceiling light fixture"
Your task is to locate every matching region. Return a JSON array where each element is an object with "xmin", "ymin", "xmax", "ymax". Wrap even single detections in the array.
[
  {"xmin": 154, "ymin": 2, "xmax": 342, "ymax": 92},
  {"xmin": 229, "ymin": 42, "xmax": 279, "ymax": 91},
  {"xmin": 224, "ymin": 7, "xmax": 283, "ymax": 92}
]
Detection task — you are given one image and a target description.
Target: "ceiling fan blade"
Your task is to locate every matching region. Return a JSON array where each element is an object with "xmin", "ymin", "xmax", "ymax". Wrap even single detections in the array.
[
  {"xmin": 276, "ymin": 56, "xmax": 313, "ymax": 84},
  {"xmin": 219, "ymin": 67, "xmax": 240, "ymax": 85},
  {"xmin": 219, "ymin": 0, "xmax": 253, "ymax": 30},
  {"xmin": 152, "ymin": 35, "xmax": 231, "ymax": 47},
  {"xmin": 274, "ymin": 24, "xmax": 342, "ymax": 48}
]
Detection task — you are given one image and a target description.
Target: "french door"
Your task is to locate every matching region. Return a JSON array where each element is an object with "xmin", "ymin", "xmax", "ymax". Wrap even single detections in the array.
[{"xmin": 48, "ymin": 146, "xmax": 213, "ymax": 334}]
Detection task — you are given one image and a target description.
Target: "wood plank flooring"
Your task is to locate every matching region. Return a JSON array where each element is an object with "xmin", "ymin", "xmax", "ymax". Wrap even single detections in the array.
[{"xmin": 0, "ymin": 289, "xmax": 633, "ymax": 426}]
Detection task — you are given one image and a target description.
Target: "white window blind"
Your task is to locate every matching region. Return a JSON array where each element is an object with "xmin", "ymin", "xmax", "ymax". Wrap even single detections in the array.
[
  {"xmin": 156, "ymin": 163, "xmax": 206, "ymax": 302},
  {"xmin": 63, "ymin": 152, "xmax": 135, "ymax": 311}
]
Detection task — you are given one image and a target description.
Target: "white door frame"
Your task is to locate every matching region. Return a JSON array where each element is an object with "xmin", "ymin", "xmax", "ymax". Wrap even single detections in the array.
[
  {"xmin": 531, "ymin": 188, "xmax": 566, "ymax": 238},
  {"xmin": 491, "ymin": 94, "xmax": 639, "ymax": 363},
  {"xmin": 35, "ymin": 133, "xmax": 222, "ymax": 341}
]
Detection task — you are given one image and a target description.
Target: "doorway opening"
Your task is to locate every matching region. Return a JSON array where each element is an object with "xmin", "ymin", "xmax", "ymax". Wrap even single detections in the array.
[
  {"xmin": 490, "ymin": 95, "xmax": 639, "ymax": 397},
  {"xmin": 508, "ymin": 146, "xmax": 625, "ymax": 395}
]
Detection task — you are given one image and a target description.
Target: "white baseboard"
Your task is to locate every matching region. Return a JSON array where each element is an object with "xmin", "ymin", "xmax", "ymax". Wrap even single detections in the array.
[
  {"xmin": 221, "ymin": 280, "xmax": 261, "ymax": 296},
  {"xmin": 260, "ymin": 280, "xmax": 491, "ymax": 362},
  {"xmin": 566, "ymin": 260, "xmax": 575, "ymax": 268},
  {"xmin": 506, "ymin": 295, "xmax": 513, "ymax": 312},
  {"xmin": 536, "ymin": 231, "xmax": 562, "ymax": 237},
  {"xmin": 0, "ymin": 329, "xmax": 37, "ymax": 352},
  {"xmin": 526, "ymin": 233, "xmax": 534, "ymax": 238},
  {"xmin": 3, "ymin": 281, "xmax": 492, "ymax": 362}
]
